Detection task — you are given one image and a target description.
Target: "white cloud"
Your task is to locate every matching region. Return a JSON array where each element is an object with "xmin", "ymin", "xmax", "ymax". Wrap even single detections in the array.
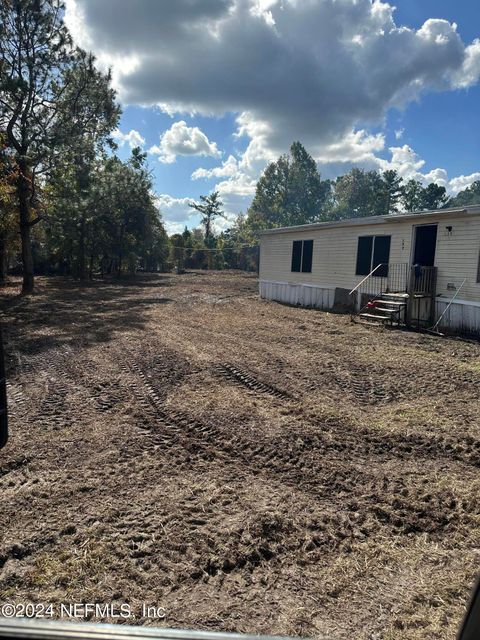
[
  {"xmin": 155, "ymin": 194, "xmax": 193, "ymax": 218},
  {"xmin": 67, "ymin": 0, "xmax": 480, "ymax": 163},
  {"xmin": 423, "ymin": 167, "xmax": 449, "ymax": 188},
  {"xmin": 191, "ymin": 155, "xmax": 239, "ymax": 180},
  {"xmin": 451, "ymin": 39, "xmax": 480, "ymax": 88},
  {"xmin": 315, "ymin": 130, "xmax": 385, "ymax": 164},
  {"xmin": 155, "ymin": 194, "xmax": 196, "ymax": 233},
  {"xmin": 374, "ymin": 147, "xmax": 479, "ymax": 195},
  {"xmin": 394, "ymin": 128, "xmax": 404, "ymax": 140},
  {"xmin": 67, "ymin": 0, "xmax": 480, "ymax": 224},
  {"xmin": 382, "ymin": 145, "xmax": 425, "ymax": 178},
  {"xmin": 112, "ymin": 128, "xmax": 145, "ymax": 149},
  {"xmin": 149, "ymin": 121, "xmax": 221, "ymax": 163},
  {"xmin": 155, "ymin": 192, "xmax": 239, "ymax": 234},
  {"xmin": 449, "ymin": 172, "xmax": 480, "ymax": 195}
]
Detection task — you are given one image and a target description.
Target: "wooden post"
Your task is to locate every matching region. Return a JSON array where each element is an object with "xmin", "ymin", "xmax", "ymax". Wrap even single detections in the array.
[
  {"xmin": 429, "ymin": 267, "xmax": 438, "ymax": 326},
  {"xmin": 406, "ymin": 266, "xmax": 413, "ymax": 328}
]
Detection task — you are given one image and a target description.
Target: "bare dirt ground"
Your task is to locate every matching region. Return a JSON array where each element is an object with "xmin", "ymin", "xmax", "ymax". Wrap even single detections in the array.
[{"xmin": 1, "ymin": 270, "xmax": 479, "ymax": 639}]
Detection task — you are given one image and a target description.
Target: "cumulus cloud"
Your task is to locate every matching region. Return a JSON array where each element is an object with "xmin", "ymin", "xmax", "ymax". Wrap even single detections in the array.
[
  {"xmin": 155, "ymin": 194, "xmax": 193, "ymax": 219},
  {"xmin": 155, "ymin": 192, "xmax": 239, "ymax": 234},
  {"xmin": 154, "ymin": 194, "xmax": 196, "ymax": 233},
  {"xmin": 315, "ymin": 130, "xmax": 385, "ymax": 164},
  {"xmin": 65, "ymin": 0, "xmax": 480, "ymax": 227},
  {"xmin": 449, "ymin": 172, "xmax": 480, "ymax": 195},
  {"xmin": 191, "ymin": 155, "xmax": 239, "ymax": 180},
  {"xmin": 66, "ymin": 0, "xmax": 480, "ymax": 160},
  {"xmin": 451, "ymin": 39, "xmax": 480, "ymax": 88},
  {"xmin": 112, "ymin": 128, "xmax": 145, "ymax": 149},
  {"xmin": 149, "ymin": 121, "xmax": 221, "ymax": 163},
  {"xmin": 394, "ymin": 128, "xmax": 404, "ymax": 140},
  {"xmin": 375, "ymin": 146, "xmax": 479, "ymax": 195}
]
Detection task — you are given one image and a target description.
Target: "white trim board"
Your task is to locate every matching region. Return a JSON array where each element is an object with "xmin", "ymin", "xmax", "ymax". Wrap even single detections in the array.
[
  {"xmin": 436, "ymin": 297, "xmax": 480, "ymax": 308},
  {"xmin": 259, "ymin": 279, "xmax": 334, "ymax": 290}
]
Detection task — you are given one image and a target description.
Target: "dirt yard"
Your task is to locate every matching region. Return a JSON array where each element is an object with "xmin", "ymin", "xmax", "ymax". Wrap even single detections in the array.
[{"xmin": 0, "ymin": 271, "xmax": 479, "ymax": 639}]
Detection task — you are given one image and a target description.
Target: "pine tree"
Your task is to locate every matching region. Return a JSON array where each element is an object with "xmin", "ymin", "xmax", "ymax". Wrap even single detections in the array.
[
  {"xmin": 421, "ymin": 183, "xmax": 449, "ymax": 210},
  {"xmin": 401, "ymin": 179, "xmax": 425, "ymax": 212},
  {"xmin": 382, "ymin": 169, "xmax": 403, "ymax": 214},
  {"xmin": 0, "ymin": 0, "xmax": 118, "ymax": 292},
  {"xmin": 189, "ymin": 191, "xmax": 225, "ymax": 238}
]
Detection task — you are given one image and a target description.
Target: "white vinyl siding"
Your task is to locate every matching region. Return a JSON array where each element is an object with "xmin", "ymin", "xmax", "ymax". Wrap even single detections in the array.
[{"xmin": 260, "ymin": 213, "xmax": 480, "ymax": 304}]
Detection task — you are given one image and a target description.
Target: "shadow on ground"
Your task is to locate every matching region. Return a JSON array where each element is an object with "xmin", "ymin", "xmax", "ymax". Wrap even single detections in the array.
[{"xmin": 0, "ymin": 274, "xmax": 173, "ymax": 374}]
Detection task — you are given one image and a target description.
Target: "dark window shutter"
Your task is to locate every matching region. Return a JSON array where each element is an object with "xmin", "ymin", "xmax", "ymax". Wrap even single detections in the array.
[
  {"xmin": 355, "ymin": 236, "xmax": 373, "ymax": 276},
  {"xmin": 291, "ymin": 240, "xmax": 302, "ymax": 272},
  {"xmin": 301, "ymin": 240, "xmax": 313, "ymax": 272},
  {"xmin": 373, "ymin": 235, "xmax": 391, "ymax": 277}
]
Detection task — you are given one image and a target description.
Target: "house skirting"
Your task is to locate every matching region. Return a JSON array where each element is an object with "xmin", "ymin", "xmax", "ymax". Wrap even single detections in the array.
[
  {"xmin": 435, "ymin": 298, "xmax": 480, "ymax": 335},
  {"xmin": 259, "ymin": 280, "xmax": 335, "ymax": 310},
  {"xmin": 259, "ymin": 280, "xmax": 480, "ymax": 336}
]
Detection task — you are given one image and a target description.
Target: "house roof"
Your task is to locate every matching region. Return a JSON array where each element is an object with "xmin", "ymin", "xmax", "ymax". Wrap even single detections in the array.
[{"xmin": 258, "ymin": 205, "xmax": 480, "ymax": 236}]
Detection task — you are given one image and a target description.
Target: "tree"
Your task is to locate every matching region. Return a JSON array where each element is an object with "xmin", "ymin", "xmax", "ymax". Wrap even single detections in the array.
[
  {"xmin": 401, "ymin": 179, "xmax": 425, "ymax": 212},
  {"xmin": 218, "ymin": 215, "xmax": 259, "ymax": 271},
  {"xmin": 287, "ymin": 141, "xmax": 331, "ymax": 223},
  {"xmin": 381, "ymin": 169, "xmax": 403, "ymax": 214},
  {"xmin": 333, "ymin": 168, "xmax": 386, "ymax": 218},
  {"xmin": 0, "ymin": 0, "xmax": 118, "ymax": 292},
  {"xmin": 189, "ymin": 191, "xmax": 225, "ymax": 238},
  {"xmin": 47, "ymin": 148, "xmax": 167, "ymax": 278},
  {"xmin": 447, "ymin": 181, "xmax": 480, "ymax": 207},
  {"xmin": 169, "ymin": 233, "xmax": 185, "ymax": 271},
  {"xmin": 100, "ymin": 149, "xmax": 165, "ymax": 277},
  {"xmin": 247, "ymin": 142, "xmax": 330, "ymax": 228},
  {"xmin": 247, "ymin": 154, "xmax": 290, "ymax": 228},
  {"xmin": 49, "ymin": 56, "xmax": 119, "ymax": 279},
  {"xmin": 0, "ymin": 133, "xmax": 17, "ymax": 282},
  {"xmin": 422, "ymin": 182, "xmax": 449, "ymax": 210}
]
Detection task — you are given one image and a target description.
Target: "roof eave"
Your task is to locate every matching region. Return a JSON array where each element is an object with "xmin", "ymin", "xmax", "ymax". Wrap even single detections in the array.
[{"xmin": 258, "ymin": 206, "xmax": 480, "ymax": 236}]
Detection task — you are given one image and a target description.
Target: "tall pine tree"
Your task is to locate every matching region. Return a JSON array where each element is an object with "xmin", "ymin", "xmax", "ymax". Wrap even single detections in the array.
[{"xmin": 0, "ymin": 0, "xmax": 118, "ymax": 292}]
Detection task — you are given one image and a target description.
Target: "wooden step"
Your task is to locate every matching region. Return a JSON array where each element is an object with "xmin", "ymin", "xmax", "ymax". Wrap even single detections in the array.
[
  {"xmin": 382, "ymin": 292, "xmax": 409, "ymax": 299},
  {"xmin": 374, "ymin": 299, "xmax": 406, "ymax": 307},
  {"xmin": 359, "ymin": 312, "xmax": 392, "ymax": 321},
  {"xmin": 374, "ymin": 307, "xmax": 401, "ymax": 314}
]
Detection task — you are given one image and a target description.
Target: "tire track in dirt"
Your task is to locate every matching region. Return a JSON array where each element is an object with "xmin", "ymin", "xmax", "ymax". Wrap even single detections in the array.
[
  {"xmin": 215, "ymin": 363, "xmax": 295, "ymax": 400},
  {"xmin": 211, "ymin": 357, "xmax": 480, "ymax": 469},
  {"xmin": 15, "ymin": 342, "xmax": 129, "ymax": 430},
  {"xmin": 5, "ymin": 382, "xmax": 28, "ymax": 418},
  {"xmin": 0, "ymin": 456, "xmax": 31, "ymax": 479},
  {"xmin": 90, "ymin": 381, "xmax": 124, "ymax": 413},
  {"xmin": 120, "ymin": 350, "xmax": 479, "ymax": 544}
]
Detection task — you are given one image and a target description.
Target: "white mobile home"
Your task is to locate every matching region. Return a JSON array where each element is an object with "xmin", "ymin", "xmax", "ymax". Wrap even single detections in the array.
[{"xmin": 259, "ymin": 206, "xmax": 480, "ymax": 335}]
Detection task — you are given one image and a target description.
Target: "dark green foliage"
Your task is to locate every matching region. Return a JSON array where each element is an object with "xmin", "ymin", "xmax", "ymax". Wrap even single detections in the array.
[
  {"xmin": 47, "ymin": 148, "xmax": 167, "ymax": 278},
  {"xmin": 0, "ymin": 0, "xmax": 120, "ymax": 292},
  {"xmin": 382, "ymin": 169, "xmax": 403, "ymax": 214},
  {"xmin": 446, "ymin": 181, "xmax": 480, "ymax": 207},
  {"xmin": 248, "ymin": 141, "xmax": 331, "ymax": 228},
  {"xmin": 401, "ymin": 179, "xmax": 425, "ymax": 212},
  {"xmin": 170, "ymin": 233, "xmax": 185, "ymax": 271},
  {"xmin": 421, "ymin": 182, "xmax": 449, "ymax": 210},
  {"xmin": 333, "ymin": 168, "xmax": 386, "ymax": 218}
]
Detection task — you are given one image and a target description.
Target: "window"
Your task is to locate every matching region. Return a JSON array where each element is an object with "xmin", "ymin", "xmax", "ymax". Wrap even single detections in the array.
[
  {"xmin": 477, "ymin": 249, "xmax": 480, "ymax": 283},
  {"xmin": 291, "ymin": 239, "xmax": 313, "ymax": 273},
  {"xmin": 355, "ymin": 235, "xmax": 391, "ymax": 277}
]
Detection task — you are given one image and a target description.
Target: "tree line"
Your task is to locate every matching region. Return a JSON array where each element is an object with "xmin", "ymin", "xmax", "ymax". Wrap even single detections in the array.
[
  {"xmin": 0, "ymin": 0, "xmax": 168, "ymax": 293},
  {"xmin": 2, "ymin": 2, "xmax": 480, "ymax": 289},
  {"xmin": 193, "ymin": 142, "xmax": 480, "ymax": 271}
]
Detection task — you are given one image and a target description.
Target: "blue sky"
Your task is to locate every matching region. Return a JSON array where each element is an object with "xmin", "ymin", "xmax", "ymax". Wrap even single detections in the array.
[{"xmin": 66, "ymin": 0, "xmax": 480, "ymax": 233}]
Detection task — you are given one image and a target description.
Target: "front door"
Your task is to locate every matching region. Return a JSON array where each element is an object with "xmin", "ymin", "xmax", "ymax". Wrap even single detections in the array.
[{"xmin": 413, "ymin": 224, "xmax": 437, "ymax": 266}]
